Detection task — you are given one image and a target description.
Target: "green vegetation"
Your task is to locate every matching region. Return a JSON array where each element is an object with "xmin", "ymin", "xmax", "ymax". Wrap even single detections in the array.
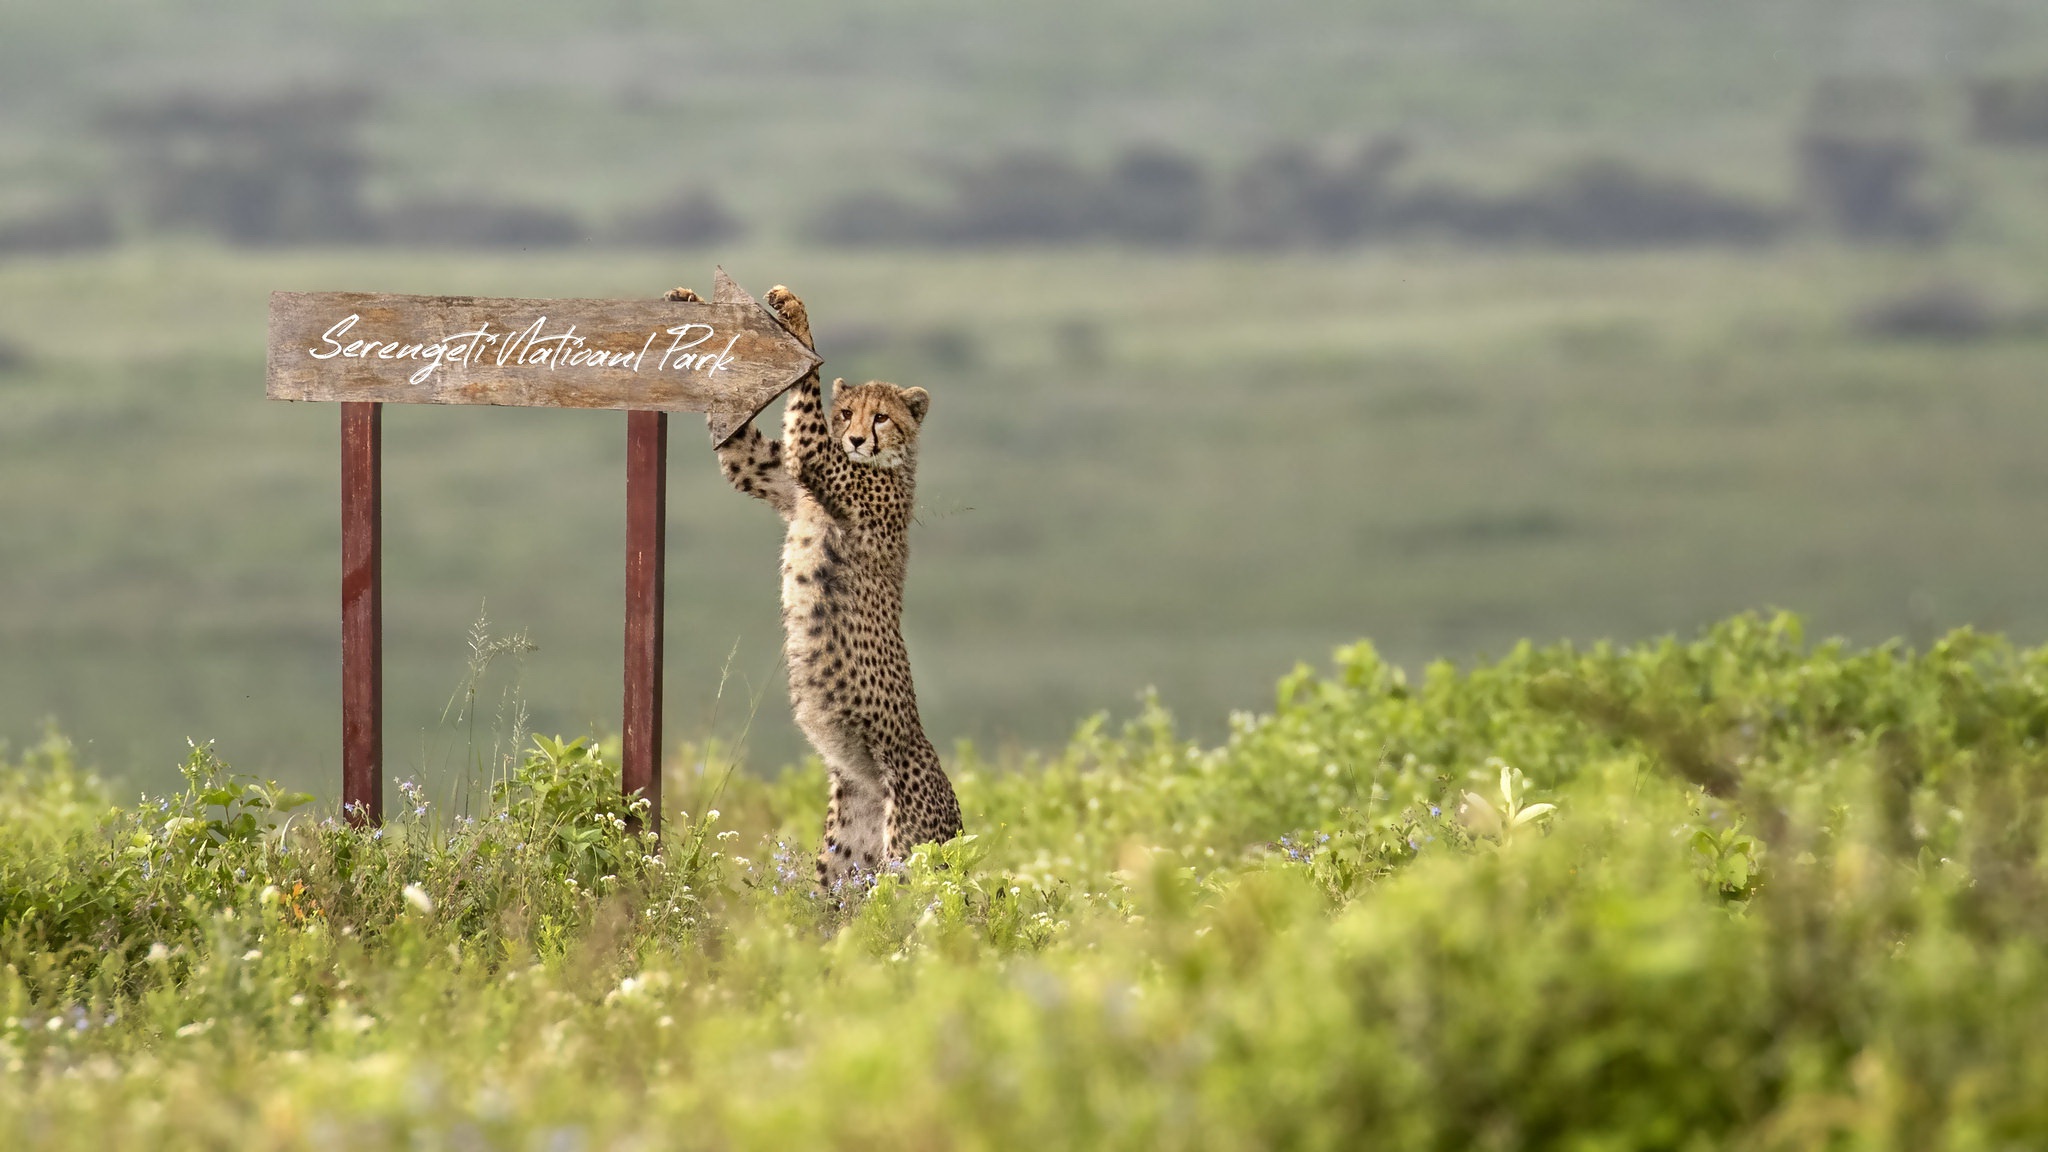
[{"xmin": 6, "ymin": 614, "xmax": 2048, "ymax": 1146}]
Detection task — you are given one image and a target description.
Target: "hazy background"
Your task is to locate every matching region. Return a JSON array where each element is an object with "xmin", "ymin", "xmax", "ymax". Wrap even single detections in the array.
[{"xmin": 4, "ymin": 0, "xmax": 2048, "ymax": 800}]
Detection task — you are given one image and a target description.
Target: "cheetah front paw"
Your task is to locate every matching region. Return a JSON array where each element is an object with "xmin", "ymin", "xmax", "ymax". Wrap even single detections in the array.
[
  {"xmin": 764, "ymin": 285, "xmax": 813, "ymax": 349},
  {"xmin": 663, "ymin": 287, "xmax": 701, "ymax": 302}
]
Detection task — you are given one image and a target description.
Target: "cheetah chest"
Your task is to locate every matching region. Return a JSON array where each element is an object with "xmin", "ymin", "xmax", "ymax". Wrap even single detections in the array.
[{"xmin": 782, "ymin": 506, "xmax": 902, "ymax": 671}]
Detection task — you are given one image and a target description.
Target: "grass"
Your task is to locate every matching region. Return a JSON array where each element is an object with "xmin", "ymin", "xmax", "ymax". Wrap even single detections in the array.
[
  {"xmin": 6, "ymin": 237, "xmax": 2048, "ymax": 796},
  {"xmin": 6, "ymin": 613, "xmax": 2048, "ymax": 1146}
]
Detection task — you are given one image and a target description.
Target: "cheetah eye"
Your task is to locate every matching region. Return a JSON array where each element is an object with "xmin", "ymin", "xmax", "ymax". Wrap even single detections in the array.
[{"xmin": 874, "ymin": 414, "xmax": 890, "ymax": 426}]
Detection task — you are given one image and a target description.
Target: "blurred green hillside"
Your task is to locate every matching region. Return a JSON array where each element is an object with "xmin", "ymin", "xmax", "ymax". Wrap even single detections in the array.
[
  {"xmin": 6, "ymin": 0, "xmax": 2048, "ymax": 225},
  {"xmin": 6, "ymin": 239, "xmax": 2048, "ymax": 795}
]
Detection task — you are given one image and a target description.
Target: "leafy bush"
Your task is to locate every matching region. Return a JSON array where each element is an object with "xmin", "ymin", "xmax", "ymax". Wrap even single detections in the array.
[
  {"xmin": 0, "ymin": 733, "xmax": 720, "ymax": 1003},
  {"xmin": 7, "ymin": 613, "xmax": 2048, "ymax": 1147}
]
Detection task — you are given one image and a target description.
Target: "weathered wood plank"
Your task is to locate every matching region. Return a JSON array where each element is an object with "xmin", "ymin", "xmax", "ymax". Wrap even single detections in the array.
[{"xmin": 267, "ymin": 273, "xmax": 819, "ymax": 443}]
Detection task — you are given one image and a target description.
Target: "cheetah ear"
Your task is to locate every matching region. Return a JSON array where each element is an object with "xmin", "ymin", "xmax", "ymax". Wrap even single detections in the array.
[
  {"xmin": 829, "ymin": 377, "xmax": 847, "ymax": 404},
  {"xmin": 901, "ymin": 386, "xmax": 930, "ymax": 422}
]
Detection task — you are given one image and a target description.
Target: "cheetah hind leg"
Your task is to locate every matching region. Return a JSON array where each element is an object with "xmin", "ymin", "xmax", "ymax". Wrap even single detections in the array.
[{"xmin": 816, "ymin": 769, "xmax": 890, "ymax": 891}]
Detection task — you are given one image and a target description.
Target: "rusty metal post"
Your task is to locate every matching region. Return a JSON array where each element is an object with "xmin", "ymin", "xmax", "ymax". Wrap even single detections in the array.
[
  {"xmin": 623, "ymin": 410, "xmax": 668, "ymax": 834},
  {"xmin": 341, "ymin": 402, "xmax": 383, "ymax": 826}
]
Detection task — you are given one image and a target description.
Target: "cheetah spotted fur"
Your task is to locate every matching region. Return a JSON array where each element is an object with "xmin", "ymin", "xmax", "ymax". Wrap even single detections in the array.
[{"xmin": 667, "ymin": 282, "xmax": 963, "ymax": 886}]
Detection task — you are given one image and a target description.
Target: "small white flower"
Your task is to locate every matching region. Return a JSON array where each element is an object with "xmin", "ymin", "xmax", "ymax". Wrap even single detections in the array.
[
  {"xmin": 145, "ymin": 942, "xmax": 170, "ymax": 964},
  {"xmin": 402, "ymin": 884, "xmax": 435, "ymax": 915},
  {"xmin": 241, "ymin": 949, "xmax": 262, "ymax": 962}
]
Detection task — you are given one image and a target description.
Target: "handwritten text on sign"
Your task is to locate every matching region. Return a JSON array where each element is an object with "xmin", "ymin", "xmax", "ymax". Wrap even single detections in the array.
[
  {"xmin": 265, "ymin": 282, "xmax": 821, "ymax": 444},
  {"xmin": 311, "ymin": 313, "xmax": 747, "ymax": 385}
]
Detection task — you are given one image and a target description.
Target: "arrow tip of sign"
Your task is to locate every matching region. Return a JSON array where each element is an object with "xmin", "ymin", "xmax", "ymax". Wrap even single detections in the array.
[
  {"xmin": 711, "ymin": 266, "xmax": 745, "ymax": 305},
  {"xmin": 714, "ymin": 268, "xmax": 820, "ymax": 367}
]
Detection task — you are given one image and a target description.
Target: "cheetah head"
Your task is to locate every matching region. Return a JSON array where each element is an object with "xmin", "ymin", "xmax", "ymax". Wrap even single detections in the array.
[{"xmin": 828, "ymin": 378, "xmax": 929, "ymax": 468}]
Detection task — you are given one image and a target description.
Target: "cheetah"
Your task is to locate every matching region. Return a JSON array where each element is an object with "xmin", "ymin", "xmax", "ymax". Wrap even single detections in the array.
[{"xmin": 666, "ymin": 280, "xmax": 963, "ymax": 886}]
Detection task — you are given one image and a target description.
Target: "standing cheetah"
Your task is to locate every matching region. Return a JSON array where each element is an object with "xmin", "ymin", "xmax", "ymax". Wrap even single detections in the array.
[{"xmin": 668, "ymin": 281, "xmax": 963, "ymax": 886}]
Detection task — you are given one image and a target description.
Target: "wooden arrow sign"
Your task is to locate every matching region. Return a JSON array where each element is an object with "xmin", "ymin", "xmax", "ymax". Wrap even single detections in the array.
[{"xmin": 266, "ymin": 267, "xmax": 820, "ymax": 443}]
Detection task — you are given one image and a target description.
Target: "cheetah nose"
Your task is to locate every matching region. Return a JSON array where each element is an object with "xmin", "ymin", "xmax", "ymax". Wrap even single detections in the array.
[{"xmin": 848, "ymin": 435, "xmax": 866, "ymax": 448}]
